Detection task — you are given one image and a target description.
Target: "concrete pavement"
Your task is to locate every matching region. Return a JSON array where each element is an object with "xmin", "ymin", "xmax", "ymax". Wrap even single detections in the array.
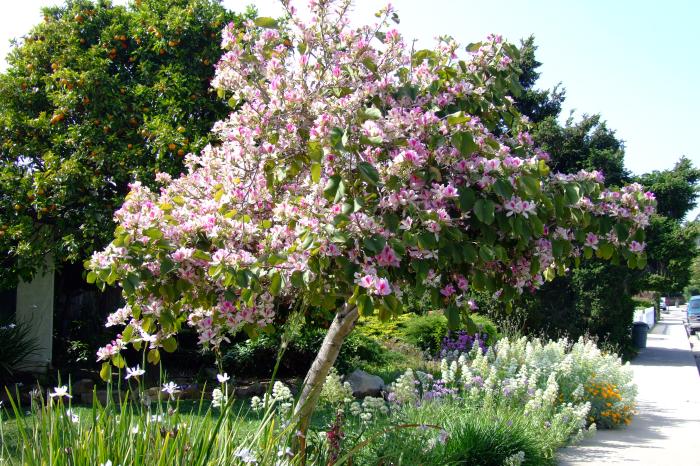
[{"xmin": 558, "ymin": 307, "xmax": 700, "ymax": 465}]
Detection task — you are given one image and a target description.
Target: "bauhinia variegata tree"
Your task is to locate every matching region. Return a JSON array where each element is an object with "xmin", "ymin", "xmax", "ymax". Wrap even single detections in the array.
[{"xmin": 88, "ymin": 0, "xmax": 655, "ymax": 436}]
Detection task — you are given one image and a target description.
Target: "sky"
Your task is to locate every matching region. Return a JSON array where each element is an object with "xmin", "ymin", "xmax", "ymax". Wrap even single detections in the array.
[{"xmin": 1, "ymin": 0, "xmax": 699, "ymax": 218}]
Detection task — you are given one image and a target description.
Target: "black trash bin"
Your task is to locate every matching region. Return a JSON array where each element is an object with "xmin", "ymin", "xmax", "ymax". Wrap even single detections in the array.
[{"xmin": 632, "ymin": 322, "xmax": 649, "ymax": 348}]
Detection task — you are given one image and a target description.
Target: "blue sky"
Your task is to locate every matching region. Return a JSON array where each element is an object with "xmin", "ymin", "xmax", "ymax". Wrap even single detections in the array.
[{"xmin": 2, "ymin": 0, "xmax": 699, "ymax": 217}]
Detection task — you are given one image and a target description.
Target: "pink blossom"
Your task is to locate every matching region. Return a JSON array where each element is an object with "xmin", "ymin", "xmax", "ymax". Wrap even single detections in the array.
[
  {"xmin": 440, "ymin": 284, "xmax": 456, "ymax": 297},
  {"xmin": 374, "ymin": 278, "xmax": 392, "ymax": 296},
  {"xmin": 584, "ymin": 232, "xmax": 599, "ymax": 250},
  {"xmin": 629, "ymin": 241, "xmax": 645, "ymax": 253}
]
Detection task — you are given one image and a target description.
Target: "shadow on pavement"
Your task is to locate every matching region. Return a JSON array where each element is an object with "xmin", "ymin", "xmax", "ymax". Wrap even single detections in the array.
[
  {"xmin": 559, "ymin": 404, "xmax": 693, "ymax": 463},
  {"xmin": 633, "ymin": 347, "xmax": 697, "ymax": 367}
]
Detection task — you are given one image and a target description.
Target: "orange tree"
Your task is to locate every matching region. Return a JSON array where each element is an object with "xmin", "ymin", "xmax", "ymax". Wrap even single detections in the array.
[{"xmin": 0, "ymin": 0, "xmax": 248, "ymax": 288}]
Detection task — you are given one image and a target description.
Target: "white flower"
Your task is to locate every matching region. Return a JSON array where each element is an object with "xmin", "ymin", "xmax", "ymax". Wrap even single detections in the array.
[
  {"xmin": 66, "ymin": 409, "xmax": 79, "ymax": 424},
  {"xmin": 50, "ymin": 385, "xmax": 72, "ymax": 399},
  {"xmin": 234, "ymin": 447, "xmax": 258, "ymax": 464},
  {"xmin": 161, "ymin": 382, "xmax": 179, "ymax": 398},
  {"xmin": 212, "ymin": 388, "xmax": 228, "ymax": 408},
  {"xmin": 250, "ymin": 396, "xmax": 263, "ymax": 411},
  {"xmin": 217, "ymin": 372, "xmax": 230, "ymax": 384},
  {"xmin": 99, "ymin": 461, "xmax": 113, "ymax": 466},
  {"xmin": 131, "ymin": 425, "xmax": 139, "ymax": 434},
  {"xmin": 125, "ymin": 365, "xmax": 145, "ymax": 380},
  {"xmin": 150, "ymin": 414, "xmax": 164, "ymax": 423}
]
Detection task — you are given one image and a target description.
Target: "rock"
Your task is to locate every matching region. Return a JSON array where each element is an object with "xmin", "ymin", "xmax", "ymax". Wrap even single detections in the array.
[
  {"xmin": 233, "ymin": 382, "xmax": 266, "ymax": 398},
  {"xmin": 346, "ymin": 370, "xmax": 385, "ymax": 398},
  {"xmin": 178, "ymin": 383, "xmax": 201, "ymax": 400},
  {"xmin": 73, "ymin": 378, "xmax": 95, "ymax": 396},
  {"xmin": 87, "ymin": 389, "xmax": 126, "ymax": 405}
]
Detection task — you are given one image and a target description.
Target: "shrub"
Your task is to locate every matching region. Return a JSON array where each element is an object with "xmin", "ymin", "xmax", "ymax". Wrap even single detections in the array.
[
  {"xmin": 400, "ymin": 313, "xmax": 449, "ymax": 354},
  {"xmin": 469, "ymin": 335, "xmax": 636, "ymax": 429},
  {"xmin": 221, "ymin": 326, "xmax": 387, "ymax": 378},
  {"xmin": 0, "ymin": 318, "xmax": 39, "ymax": 383},
  {"xmin": 399, "ymin": 313, "xmax": 499, "ymax": 355},
  {"xmin": 632, "ymin": 297, "xmax": 654, "ymax": 309}
]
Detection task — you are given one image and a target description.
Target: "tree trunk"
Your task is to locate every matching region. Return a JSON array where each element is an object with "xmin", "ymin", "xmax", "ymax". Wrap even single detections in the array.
[{"xmin": 294, "ymin": 303, "xmax": 358, "ymax": 441}]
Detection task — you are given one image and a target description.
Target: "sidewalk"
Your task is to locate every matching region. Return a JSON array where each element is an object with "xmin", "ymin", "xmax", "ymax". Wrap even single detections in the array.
[{"xmin": 557, "ymin": 307, "xmax": 700, "ymax": 465}]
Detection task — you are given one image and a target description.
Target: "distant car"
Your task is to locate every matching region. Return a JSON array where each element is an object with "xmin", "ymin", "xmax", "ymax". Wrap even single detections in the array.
[
  {"xmin": 687, "ymin": 296, "xmax": 700, "ymax": 334},
  {"xmin": 660, "ymin": 297, "xmax": 667, "ymax": 312}
]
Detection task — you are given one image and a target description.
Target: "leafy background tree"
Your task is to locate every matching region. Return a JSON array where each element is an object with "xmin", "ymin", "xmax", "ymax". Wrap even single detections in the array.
[
  {"xmin": 501, "ymin": 38, "xmax": 700, "ymax": 355},
  {"xmin": 0, "ymin": 0, "xmax": 246, "ymax": 288}
]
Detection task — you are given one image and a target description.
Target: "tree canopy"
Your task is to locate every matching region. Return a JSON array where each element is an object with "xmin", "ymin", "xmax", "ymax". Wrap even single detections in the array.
[
  {"xmin": 0, "ymin": 0, "xmax": 245, "ymax": 288},
  {"xmin": 86, "ymin": 0, "xmax": 654, "ymax": 431}
]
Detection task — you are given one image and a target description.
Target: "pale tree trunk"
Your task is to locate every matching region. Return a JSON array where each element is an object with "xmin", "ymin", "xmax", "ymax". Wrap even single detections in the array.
[{"xmin": 294, "ymin": 303, "xmax": 359, "ymax": 448}]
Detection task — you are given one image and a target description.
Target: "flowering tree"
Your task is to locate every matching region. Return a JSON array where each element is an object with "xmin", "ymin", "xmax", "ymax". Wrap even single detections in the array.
[{"xmin": 88, "ymin": 0, "xmax": 655, "ymax": 436}]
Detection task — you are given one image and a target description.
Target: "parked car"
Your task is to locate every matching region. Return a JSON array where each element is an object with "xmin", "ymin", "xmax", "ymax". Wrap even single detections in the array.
[
  {"xmin": 687, "ymin": 296, "xmax": 700, "ymax": 335},
  {"xmin": 660, "ymin": 297, "xmax": 667, "ymax": 312}
]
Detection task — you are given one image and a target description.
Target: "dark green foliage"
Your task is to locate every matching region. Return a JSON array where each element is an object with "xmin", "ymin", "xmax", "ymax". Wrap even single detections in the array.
[
  {"xmin": 0, "ymin": 318, "xmax": 40, "ymax": 382},
  {"xmin": 513, "ymin": 36, "xmax": 564, "ymax": 124},
  {"xmin": 221, "ymin": 327, "xmax": 387, "ymax": 378},
  {"xmin": 357, "ymin": 312, "xmax": 500, "ymax": 356},
  {"xmin": 632, "ymin": 297, "xmax": 654, "ymax": 309},
  {"xmin": 640, "ymin": 215, "xmax": 698, "ymax": 294},
  {"xmin": 637, "ymin": 157, "xmax": 700, "ymax": 221},
  {"xmin": 0, "ymin": 0, "xmax": 246, "ymax": 288},
  {"xmin": 353, "ymin": 402, "xmax": 557, "ymax": 466},
  {"xmin": 400, "ymin": 313, "xmax": 448, "ymax": 354},
  {"xmin": 534, "ymin": 115, "xmax": 629, "ymax": 187}
]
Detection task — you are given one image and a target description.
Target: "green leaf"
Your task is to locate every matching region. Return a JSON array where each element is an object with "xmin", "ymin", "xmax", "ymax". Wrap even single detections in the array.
[
  {"xmin": 636, "ymin": 253, "xmax": 647, "ymax": 269},
  {"xmin": 308, "ymin": 141, "xmax": 323, "ymax": 162},
  {"xmin": 334, "ymin": 179, "xmax": 346, "ymax": 203},
  {"xmin": 463, "ymin": 315, "xmax": 478, "ymax": 334},
  {"xmin": 363, "ymin": 235, "xmax": 386, "ymax": 254},
  {"xmin": 330, "ymin": 127, "xmax": 346, "ymax": 150},
  {"xmin": 86, "ymin": 271, "xmax": 97, "ymax": 284},
  {"xmin": 324, "ymin": 175, "xmax": 341, "ymax": 201},
  {"xmin": 462, "ymin": 244, "xmax": 478, "ymax": 263},
  {"xmin": 358, "ymin": 162, "xmax": 380, "ymax": 186},
  {"xmin": 311, "ymin": 162, "xmax": 321, "ymax": 183},
  {"xmin": 100, "ymin": 362, "xmax": 111, "ymax": 382},
  {"xmin": 519, "ymin": 175, "xmax": 540, "ymax": 196},
  {"xmin": 291, "ymin": 270, "xmax": 304, "ymax": 288},
  {"xmin": 452, "ymin": 131, "xmax": 478, "ymax": 156},
  {"xmin": 597, "ymin": 242, "xmax": 614, "ymax": 260},
  {"xmin": 445, "ymin": 304, "xmax": 460, "ymax": 330},
  {"xmin": 565, "ymin": 184, "xmax": 581, "ymax": 205},
  {"xmin": 359, "ymin": 107, "xmax": 382, "ymax": 121},
  {"xmin": 492, "ymin": 179, "xmax": 513, "ymax": 199},
  {"xmin": 479, "ymin": 245, "xmax": 495, "ymax": 261},
  {"xmin": 143, "ymin": 227, "xmax": 163, "ymax": 240},
  {"xmin": 254, "ymin": 17, "xmax": 278, "ymax": 28},
  {"xmin": 360, "ymin": 135, "xmax": 383, "ymax": 146},
  {"xmin": 162, "ymin": 337, "xmax": 177, "ymax": 353},
  {"xmin": 112, "ymin": 353, "xmax": 126, "ymax": 369},
  {"xmin": 270, "ymin": 272, "xmax": 282, "ymax": 296},
  {"xmin": 458, "ymin": 188, "xmax": 476, "ymax": 212},
  {"xmin": 529, "ymin": 216, "xmax": 545, "ymax": 237},
  {"xmin": 446, "ymin": 111, "xmax": 470, "ymax": 126},
  {"xmin": 473, "ymin": 199, "xmax": 495, "ymax": 225},
  {"xmin": 614, "ymin": 223, "xmax": 630, "ymax": 241},
  {"xmin": 147, "ymin": 349, "xmax": 161, "ymax": 365},
  {"xmin": 357, "ymin": 294, "xmax": 374, "ymax": 316},
  {"xmin": 417, "ymin": 232, "xmax": 438, "ymax": 249}
]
